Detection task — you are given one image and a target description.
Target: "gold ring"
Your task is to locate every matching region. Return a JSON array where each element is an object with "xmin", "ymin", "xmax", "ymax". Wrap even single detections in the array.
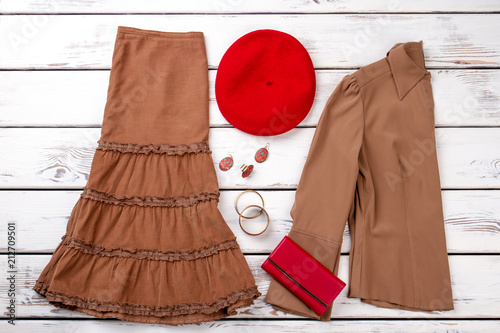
[
  {"xmin": 239, "ymin": 205, "xmax": 270, "ymax": 236},
  {"xmin": 234, "ymin": 189, "xmax": 264, "ymax": 219}
]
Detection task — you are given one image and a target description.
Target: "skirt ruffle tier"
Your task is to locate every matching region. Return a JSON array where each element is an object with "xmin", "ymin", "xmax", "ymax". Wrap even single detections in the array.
[{"xmin": 33, "ymin": 140, "xmax": 261, "ymax": 325}]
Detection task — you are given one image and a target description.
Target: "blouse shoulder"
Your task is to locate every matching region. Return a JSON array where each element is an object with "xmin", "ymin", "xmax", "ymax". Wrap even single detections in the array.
[
  {"xmin": 341, "ymin": 74, "xmax": 360, "ymax": 96},
  {"xmin": 351, "ymin": 57, "xmax": 390, "ymax": 89}
]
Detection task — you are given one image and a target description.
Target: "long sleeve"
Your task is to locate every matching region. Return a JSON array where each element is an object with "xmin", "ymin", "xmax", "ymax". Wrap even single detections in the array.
[{"xmin": 264, "ymin": 74, "xmax": 364, "ymax": 320}]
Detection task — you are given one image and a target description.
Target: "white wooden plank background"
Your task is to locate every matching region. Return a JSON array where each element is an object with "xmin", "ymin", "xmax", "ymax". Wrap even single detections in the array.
[
  {"xmin": 5, "ymin": 320, "xmax": 500, "ymax": 333},
  {"xmin": 0, "ymin": 0, "xmax": 499, "ymax": 14},
  {"xmin": 1, "ymin": 190, "xmax": 499, "ymax": 254},
  {"xmin": 2, "ymin": 255, "xmax": 499, "ymax": 319},
  {"xmin": 1, "ymin": 128, "xmax": 499, "ymax": 189},
  {"xmin": 1, "ymin": 70, "xmax": 499, "ymax": 127},
  {"xmin": 1, "ymin": 15, "xmax": 500, "ymax": 69},
  {"xmin": 1, "ymin": 1, "xmax": 499, "ymax": 332}
]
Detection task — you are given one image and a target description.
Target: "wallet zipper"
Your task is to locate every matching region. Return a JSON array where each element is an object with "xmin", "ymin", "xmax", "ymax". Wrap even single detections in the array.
[{"xmin": 268, "ymin": 258, "xmax": 328, "ymax": 308}]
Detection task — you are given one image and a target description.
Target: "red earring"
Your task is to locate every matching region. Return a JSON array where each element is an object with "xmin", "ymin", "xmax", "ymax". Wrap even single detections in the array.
[
  {"xmin": 240, "ymin": 164, "xmax": 254, "ymax": 178},
  {"xmin": 255, "ymin": 143, "xmax": 270, "ymax": 163},
  {"xmin": 219, "ymin": 154, "xmax": 234, "ymax": 171}
]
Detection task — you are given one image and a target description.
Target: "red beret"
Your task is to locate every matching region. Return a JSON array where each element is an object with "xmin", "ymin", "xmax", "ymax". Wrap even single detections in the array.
[{"xmin": 215, "ymin": 29, "xmax": 316, "ymax": 136}]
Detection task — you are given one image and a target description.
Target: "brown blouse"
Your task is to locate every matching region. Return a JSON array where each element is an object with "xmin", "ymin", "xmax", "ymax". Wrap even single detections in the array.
[{"xmin": 264, "ymin": 41, "xmax": 454, "ymax": 320}]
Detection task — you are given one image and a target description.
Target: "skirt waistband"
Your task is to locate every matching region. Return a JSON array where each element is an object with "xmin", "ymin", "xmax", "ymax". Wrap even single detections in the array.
[{"xmin": 117, "ymin": 26, "xmax": 204, "ymax": 39}]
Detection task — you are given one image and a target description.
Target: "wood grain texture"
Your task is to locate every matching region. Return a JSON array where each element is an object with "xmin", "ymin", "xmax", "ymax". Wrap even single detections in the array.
[
  {"xmin": 0, "ymin": 128, "xmax": 499, "ymax": 189},
  {"xmin": 1, "ymin": 0, "xmax": 500, "ymax": 14},
  {"xmin": 6, "ymin": 320, "xmax": 500, "ymax": 332},
  {"xmin": 1, "ymin": 69, "xmax": 499, "ymax": 127},
  {"xmin": 1, "ymin": 190, "xmax": 499, "ymax": 254},
  {"xmin": 1, "ymin": 14, "xmax": 500, "ymax": 69},
  {"xmin": 2, "ymin": 255, "xmax": 498, "ymax": 319}
]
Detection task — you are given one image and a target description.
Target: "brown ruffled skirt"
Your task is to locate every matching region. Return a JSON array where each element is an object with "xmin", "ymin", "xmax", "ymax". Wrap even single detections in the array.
[{"xmin": 33, "ymin": 26, "xmax": 261, "ymax": 325}]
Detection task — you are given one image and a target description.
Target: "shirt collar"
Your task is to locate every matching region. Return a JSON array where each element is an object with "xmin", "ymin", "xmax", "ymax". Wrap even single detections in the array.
[{"xmin": 386, "ymin": 41, "xmax": 428, "ymax": 101}]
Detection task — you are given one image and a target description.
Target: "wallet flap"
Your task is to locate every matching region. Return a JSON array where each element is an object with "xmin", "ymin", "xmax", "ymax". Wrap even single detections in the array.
[{"xmin": 267, "ymin": 236, "xmax": 345, "ymax": 305}]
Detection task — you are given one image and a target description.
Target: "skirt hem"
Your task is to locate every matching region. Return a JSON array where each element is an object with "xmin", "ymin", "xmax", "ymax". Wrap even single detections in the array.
[{"xmin": 33, "ymin": 281, "xmax": 261, "ymax": 325}]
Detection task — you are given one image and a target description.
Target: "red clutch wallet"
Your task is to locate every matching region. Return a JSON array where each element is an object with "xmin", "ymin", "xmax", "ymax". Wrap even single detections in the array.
[{"xmin": 261, "ymin": 236, "xmax": 346, "ymax": 316}]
